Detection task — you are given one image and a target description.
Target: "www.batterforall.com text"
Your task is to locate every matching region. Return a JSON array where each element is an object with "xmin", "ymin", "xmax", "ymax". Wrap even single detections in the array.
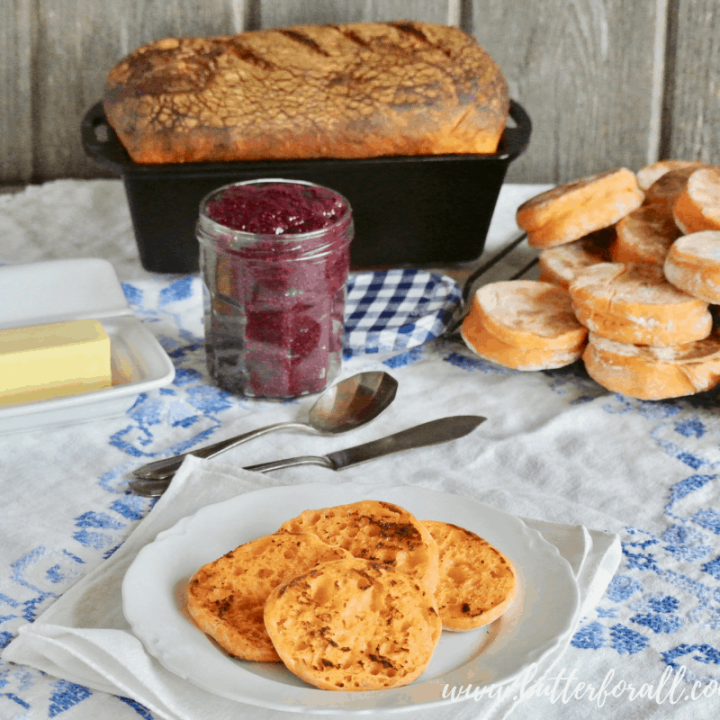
[{"xmin": 443, "ymin": 664, "xmax": 719, "ymax": 707}]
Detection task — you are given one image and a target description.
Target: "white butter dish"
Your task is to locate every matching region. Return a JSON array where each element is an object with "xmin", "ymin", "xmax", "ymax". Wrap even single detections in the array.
[{"xmin": 0, "ymin": 258, "xmax": 175, "ymax": 434}]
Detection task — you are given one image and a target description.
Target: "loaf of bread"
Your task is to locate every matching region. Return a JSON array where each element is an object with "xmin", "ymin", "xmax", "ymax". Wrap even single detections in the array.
[{"xmin": 104, "ymin": 21, "xmax": 509, "ymax": 164}]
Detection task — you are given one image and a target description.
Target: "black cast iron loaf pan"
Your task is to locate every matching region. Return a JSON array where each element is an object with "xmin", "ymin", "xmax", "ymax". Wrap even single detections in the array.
[{"xmin": 81, "ymin": 100, "xmax": 531, "ymax": 274}]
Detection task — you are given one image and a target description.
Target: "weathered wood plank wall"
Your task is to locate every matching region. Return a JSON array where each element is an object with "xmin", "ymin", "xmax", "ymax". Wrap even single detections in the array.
[{"xmin": 1, "ymin": 0, "xmax": 718, "ymax": 187}]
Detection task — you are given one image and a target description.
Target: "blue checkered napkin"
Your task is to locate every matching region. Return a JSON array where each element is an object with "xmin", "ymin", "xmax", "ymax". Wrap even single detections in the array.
[{"xmin": 343, "ymin": 269, "xmax": 462, "ymax": 355}]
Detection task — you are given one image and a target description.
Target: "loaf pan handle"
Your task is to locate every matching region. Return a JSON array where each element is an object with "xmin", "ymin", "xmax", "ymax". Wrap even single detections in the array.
[
  {"xmin": 81, "ymin": 101, "xmax": 127, "ymax": 174},
  {"xmin": 502, "ymin": 100, "xmax": 532, "ymax": 161}
]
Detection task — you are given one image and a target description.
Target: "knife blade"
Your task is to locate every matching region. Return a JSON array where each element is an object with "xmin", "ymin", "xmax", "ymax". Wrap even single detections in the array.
[
  {"xmin": 320, "ymin": 414, "xmax": 485, "ymax": 471},
  {"xmin": 129, "ymin": 415, "xmax": 486, "ymax": 497}
]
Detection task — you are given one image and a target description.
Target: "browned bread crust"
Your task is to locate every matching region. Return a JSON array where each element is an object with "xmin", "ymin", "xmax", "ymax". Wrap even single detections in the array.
[
  {"xmin": 104, "ymin": 21, "xmax": 509, "ymax": 164},
  {"xmin": 422, "ymin": 520, "xmax": 517, "ymax": 631},
  {"xmin": 264, "ymin": 558, "xmax": 442, "ymax": 690},
  {"xmin": 186, "ymin": 532, "xmax": 350, "ymax": 662},
  {"xmin": 276, "ymin": 500, "xmax": 439, "ymax": 596}
]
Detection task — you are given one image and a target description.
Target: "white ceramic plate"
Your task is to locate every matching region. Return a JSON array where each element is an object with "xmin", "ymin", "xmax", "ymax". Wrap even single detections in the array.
[
  {"xmin": 0, "ymin": 258, "xmax": 175, "ymax": 434},
  {"xmin": 123, "ymin": 483, "xmax": 580, "ymax": 714}
]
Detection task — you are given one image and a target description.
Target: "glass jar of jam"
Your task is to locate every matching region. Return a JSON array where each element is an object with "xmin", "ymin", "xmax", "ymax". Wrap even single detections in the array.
[{"xmin": 196, "ymin": 179, "xmax": 354, "ymax": 398}]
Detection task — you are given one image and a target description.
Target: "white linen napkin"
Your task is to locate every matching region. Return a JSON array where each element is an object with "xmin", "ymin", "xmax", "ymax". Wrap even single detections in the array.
[{"xmin": 3, "ymin": 456, "xmax": 620, "ymax": 720}]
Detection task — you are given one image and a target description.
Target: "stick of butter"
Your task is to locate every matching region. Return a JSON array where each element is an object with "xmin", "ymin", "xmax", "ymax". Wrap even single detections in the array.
[{"xmin": 0, "ymin": 319, "xmax": 112, "ymax": 406}]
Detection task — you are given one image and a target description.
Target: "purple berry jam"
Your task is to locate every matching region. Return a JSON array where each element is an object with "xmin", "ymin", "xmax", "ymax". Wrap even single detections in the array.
[
  {"xmin": 197, "ymin": 180, "xmax": 353, "ymax": 399},
  {"xmin": 207, "ymin": 183, "xmax": 348, "ymax": 235}
]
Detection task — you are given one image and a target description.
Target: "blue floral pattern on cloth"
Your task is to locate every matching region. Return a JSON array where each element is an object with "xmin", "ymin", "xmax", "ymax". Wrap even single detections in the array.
[
  {"xmin": 6, "ymin": 269, "xmax": 720, "ymax": 717},
  {"xmin": 0, "ymin": 270, "xmax": 463, "ymax": 718},
  {"xmin": 442, "ymin": 341, "xmax": 720, "ymax": 691}
]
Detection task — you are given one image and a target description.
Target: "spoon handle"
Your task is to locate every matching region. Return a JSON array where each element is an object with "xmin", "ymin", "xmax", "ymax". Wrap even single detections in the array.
[
  {"xmin": 129, "ymin": 454, "xmax": 335, "ymax": 497},
  {"xmin": 130, "ymin": 421, "xmax": 312, "ymax": 481}
]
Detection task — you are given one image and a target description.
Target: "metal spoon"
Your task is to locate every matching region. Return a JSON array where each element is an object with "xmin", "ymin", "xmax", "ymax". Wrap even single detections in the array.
[{"xmin": 130, "ymin": 370, "xmax": 398, "ymax": 482}]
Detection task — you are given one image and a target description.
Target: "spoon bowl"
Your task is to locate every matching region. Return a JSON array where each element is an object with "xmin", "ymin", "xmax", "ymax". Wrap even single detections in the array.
[{"xmin": 130, "ymin": 370, "xmax": 398, "ymax": 482}]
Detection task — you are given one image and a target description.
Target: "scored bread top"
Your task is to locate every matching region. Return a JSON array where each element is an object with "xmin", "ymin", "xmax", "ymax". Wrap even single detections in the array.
[
  {"xmin": 611, "ymin": 205, "xmax": 682, "ymax": 264},
  {"xmin": 583, "ymin": 331, "xmax": 720, "ymax": 400},
  {"xmin": 264, "ymin": 558, "xmax": 442, "ymax": 691},
  {"xmin": 516, "ymin": 168, "xmax": 643, "ymax": 248},
  {"xmin": 672, "ymin": 167, "xmax": 720, "ymax": 234},
  {"xmin": 471, "ymin": 280, "xmax": 588, "ymax": 350},
  {"xmin": 569, "ymin": 262, "xmax": 712, "ymax": 346},
  {"xmin": 104, "ymin": 21, "xmax": 509, "ymax": 164},
  {"xmin": 664, "ymin": 231, "xmax": 720, "ymax": 303},
  {"xmin": 186, "ymin": 532, "xmax": 350, "ymax": 662},
  {"xmin": 276, "ymin": 500, "xmax": 440, "ymax": 596},
  {"xmin": 422, "ymin": 520, "xmax": 516, "ymax": 631}
]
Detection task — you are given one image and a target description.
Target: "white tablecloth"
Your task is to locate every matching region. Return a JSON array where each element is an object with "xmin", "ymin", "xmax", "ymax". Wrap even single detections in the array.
[{"xmin": 3, "ymin": 180, "xmax": 720, "ymax": 719}]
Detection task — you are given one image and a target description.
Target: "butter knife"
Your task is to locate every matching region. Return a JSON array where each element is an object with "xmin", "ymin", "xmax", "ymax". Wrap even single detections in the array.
[{"xmin": 129, "ymin": 415, "xmax": 486, "ymax": 497}]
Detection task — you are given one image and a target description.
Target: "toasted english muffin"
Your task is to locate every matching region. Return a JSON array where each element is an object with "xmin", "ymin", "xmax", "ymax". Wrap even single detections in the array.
[
  {"xmin": 460, "ymin": 281, "xmax": 587, "ymax": 370},
  {"xmin": 663, "ymin": 231, "xmax": 720, "ymax": 304},
  {"xmin": 422, "ymin": 520, "xmax": 517, "ymax": 631},
  {"xmin": 538, "ymin": 228, "xmax": 615, "ymax": 288},
  {"xmin": 469, "ymin": 280, "xmax": 588, "ymax": 351},
  {"xmin": 636, "ymin": 159, "xmax": 707, "ymax": 192},
  {"xmin": 276, "ymin": 500, "xmax": 439, "ymax": 596},
  {"xmin": 611, "ymin": 204, "xmax": 682, "ymax": 264},
  {"xmin": 569, "ymin": 261, "xmax": 712, "ymax": 346},
  {"xmin": 264, "ymin": 558, "xmax": 442, "ymax": 690},
  {"xmin": 643, "ymin": 165, "xmax": 701, "ymax": 213},
  {"xmin": 186, "ymin": 532, "xmax": 350, "ymax": 662},
  {"xmin": 516, "ymin": 168, "xmax": 643, "ymax": 248},
  {"xmin": 583, "ymin": 330, "xmax": 720, "ymax": 400},
  {"xmin": 672, "ymin": 166, "xmax": 720, "ymax": 235}
]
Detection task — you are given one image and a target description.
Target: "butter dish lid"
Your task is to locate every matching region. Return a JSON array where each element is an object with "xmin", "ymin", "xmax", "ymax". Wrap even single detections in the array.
[{"xmin": 0, "ymin": 258, "xmax": 132, "ymax": 330}]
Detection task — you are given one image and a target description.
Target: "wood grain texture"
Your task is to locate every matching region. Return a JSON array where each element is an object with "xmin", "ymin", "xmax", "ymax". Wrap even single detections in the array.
[
  {"xmin": 32, "ymin": 0, "xmax": 245, "ymax": 180},
  {"xmin": 470, "ymin": 0, "xmax": 664, "ymax": 184},
  {"xmin": 259, "ymin": 0, "xmax": 457, "ymax": 28},
  {"xmin": 665, "ymin": 0, "xmax": 720, "ymax": 164},
  {"xmin": 2, "ymin": 0, "xmax": 719, "ymax": 184},
  {"xmin": 1, "ymin": 1, "xmax": 33, "ymax": 184}
]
